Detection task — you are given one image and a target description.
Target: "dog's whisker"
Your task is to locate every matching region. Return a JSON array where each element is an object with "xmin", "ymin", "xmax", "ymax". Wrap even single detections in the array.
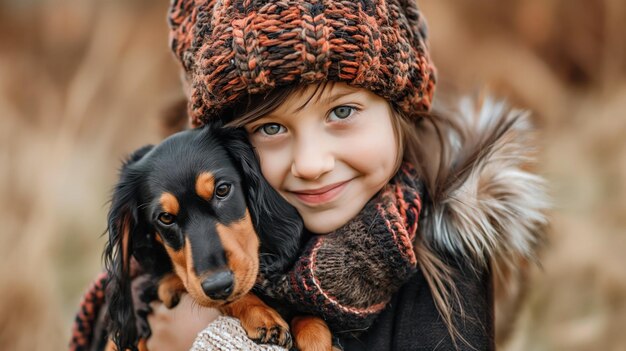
[
  {"xmin": 189, "ymin": 298, "xmax": 201, "ymax": 313},
  {"xmin": 137, "ymin": 202, "xmax": 151, "ymax": 210}
]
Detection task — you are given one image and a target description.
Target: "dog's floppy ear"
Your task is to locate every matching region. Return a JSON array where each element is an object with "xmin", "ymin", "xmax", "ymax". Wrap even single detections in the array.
[
  {"xmin": 103, "ymin": 144, "xmax": 153, "ymax": 351},
  {"xmin": 221, "ymin": 128, "xmax": 304, "ymax": 277}
]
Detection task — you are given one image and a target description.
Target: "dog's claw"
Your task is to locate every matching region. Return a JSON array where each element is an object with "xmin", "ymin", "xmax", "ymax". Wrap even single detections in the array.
[
  {"xmin": 239, "ymin": 310, "xmax": 292, "ymax": 348},
  {"xmin": 254, "ymin": 328, "xmax": 267, "ymax": 343},
  {"xmin": 268, "ymin": 326, "xmax": 281, "ymax": 344},
  {"xmin": 251, "ymin": 325, "xmax": 292, "ymax": 347}
]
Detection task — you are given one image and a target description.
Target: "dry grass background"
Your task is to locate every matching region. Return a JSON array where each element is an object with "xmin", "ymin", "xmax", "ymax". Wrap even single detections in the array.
[{"xmin": 0, "ymin": 0, "xmax": 624, "ymax": 350}]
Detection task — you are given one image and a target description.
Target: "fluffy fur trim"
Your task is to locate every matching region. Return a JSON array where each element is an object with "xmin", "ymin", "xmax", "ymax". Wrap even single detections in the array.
[{"xmin": 421, "ymin": 96, "xmax": 550, "ymax": 273}]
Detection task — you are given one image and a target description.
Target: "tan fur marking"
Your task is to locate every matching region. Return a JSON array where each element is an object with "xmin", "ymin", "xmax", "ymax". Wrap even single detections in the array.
[
  {"xmin": 104, "ymin": 338, "xmax": 148, "ymax": 351},
  {"xmin": 291, "ymin": 316, "xmax": 333, "ymax": 351},
  {"xmin": 215, "ymin": 210, "xmax": 260, "ymax": 297},
  {"xmin": 220, "ymin": 293, "xmax": 266, "ymax": 318},
  {"xmin": 157, "ymin": 273, "xmax": 186, "ymax": 308},
  {"xmin": 163, "ymin": 236, "xmax": 213, "ymax": 306},
  {"xmin": 162, "ymin": 238, "xmax": 189, "ymax": 288},
  {"xmin": 159, "ymin": 192, "xmax": 179, "ymax": 216},
  {"xmin": 182, "ymin": 236, "xmax": 207, "ymax": 304},
  {"xmin": 195, "ymin": 172, "xmax": 215, "ymax": 201},
  {"xmin": 121, "ymin": 216, "xmax": 131, "ymax": 273}
]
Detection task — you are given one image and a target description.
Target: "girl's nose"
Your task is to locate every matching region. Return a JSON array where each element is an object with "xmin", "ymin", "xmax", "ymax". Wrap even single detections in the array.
[{"xmin": 291, "ymin": 137, "xmax": 334, "ymax": 180}]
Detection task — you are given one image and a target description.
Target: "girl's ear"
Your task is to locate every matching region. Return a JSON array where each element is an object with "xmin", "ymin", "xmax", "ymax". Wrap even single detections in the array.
[
  {"xmin": 222, "ymin": 128, "xmax": 304, "ymax": 276},
  {"xmin": 103, "ymin": 144, "xmax": 153, "ymax": 350}
]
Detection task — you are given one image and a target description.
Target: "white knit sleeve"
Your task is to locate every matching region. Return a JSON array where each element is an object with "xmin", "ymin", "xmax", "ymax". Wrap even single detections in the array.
[{"xmin": 191, "ymin": 316, "xmax": 289, "ymax": 351}]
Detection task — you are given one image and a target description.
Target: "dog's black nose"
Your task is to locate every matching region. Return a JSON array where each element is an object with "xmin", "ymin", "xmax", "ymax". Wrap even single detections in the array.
[{"xmin": 201, "ymin": 270, "xmax": 234, "ymax": 300}]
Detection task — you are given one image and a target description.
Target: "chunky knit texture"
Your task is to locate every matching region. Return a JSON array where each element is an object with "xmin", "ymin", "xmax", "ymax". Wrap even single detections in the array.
[
  {"xmin": 69, "ymin": 272, "xmax": 107, "ymax": 351},
  {"xmin": 192, "ymin": 316, "xmax": 288, "ymax": 351},
  {"xmin": 254, "ymin": 163, "xmax": 423, "ymax": 332},
  {"xmin": 168, "ymin": 0, "xmax": 436, "ymax": 126}
]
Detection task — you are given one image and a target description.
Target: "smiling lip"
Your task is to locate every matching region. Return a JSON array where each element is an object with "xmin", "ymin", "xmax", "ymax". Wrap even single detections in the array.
[{"xmin": 290, "ymin": 180, "xmax": 351, "ymax": 205}]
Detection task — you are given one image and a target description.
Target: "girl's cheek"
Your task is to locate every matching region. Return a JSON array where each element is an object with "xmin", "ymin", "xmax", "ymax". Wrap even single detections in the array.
[{"xmin": 253, "ymin": 143, "xmax": 289, "ymax": 191}]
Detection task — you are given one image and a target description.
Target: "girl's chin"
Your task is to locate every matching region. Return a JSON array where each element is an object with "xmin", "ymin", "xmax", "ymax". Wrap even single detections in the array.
[
  {"xmin": 300, "ymin": 206, "xmax": 363, "ymax": 234},
  {"xmin": 301, "ymin": 213, "xmax": 339, "ymax": 234}
]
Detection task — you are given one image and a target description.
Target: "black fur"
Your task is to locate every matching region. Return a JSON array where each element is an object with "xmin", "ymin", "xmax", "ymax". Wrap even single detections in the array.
[{"xmin": 103, "ymin": 125, "xmax": 303, "ymax": 350}]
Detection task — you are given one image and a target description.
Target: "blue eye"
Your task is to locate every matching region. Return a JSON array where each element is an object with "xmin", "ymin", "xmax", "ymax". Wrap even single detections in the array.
[
  {"xmin": 329, "ymin": 106, "xmax": 355, "ymax": 120},
  {"xmin": 259, "ymin": 123, "xmax": 285, "ymax": 135}
]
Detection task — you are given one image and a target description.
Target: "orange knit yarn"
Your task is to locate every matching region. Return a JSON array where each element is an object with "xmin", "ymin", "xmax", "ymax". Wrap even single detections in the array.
[{"xmin": 168, "ymin": 0, "xmax": 436, "ymax": 127}]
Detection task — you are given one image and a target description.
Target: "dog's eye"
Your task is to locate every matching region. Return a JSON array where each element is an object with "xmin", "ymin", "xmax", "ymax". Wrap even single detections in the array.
[
  {"xmin": 215, "ymin": 183, "xmax": 231, "ymax": 199},
  {"xmin": 157, "ymin": 212, "xmax": 176, "ymax": 225}
]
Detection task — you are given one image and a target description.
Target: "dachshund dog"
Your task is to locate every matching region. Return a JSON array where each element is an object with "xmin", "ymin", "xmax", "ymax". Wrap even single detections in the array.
[{"xmin": 103, "ymin": 125, "xmax": 333, "ymax": 351}]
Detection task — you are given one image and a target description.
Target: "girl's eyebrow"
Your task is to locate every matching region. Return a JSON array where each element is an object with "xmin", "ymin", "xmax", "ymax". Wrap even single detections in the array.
[
  {"xmin": 247, "ymin": 114, "xmax": 282, "ymax": 126},
  {"xmin": 321, "ymin": 89, "xmax": 360, "ymax": 104},
  {"xmin": 293, "ymin": 87, "xmax": 361, "ymax": 113}
]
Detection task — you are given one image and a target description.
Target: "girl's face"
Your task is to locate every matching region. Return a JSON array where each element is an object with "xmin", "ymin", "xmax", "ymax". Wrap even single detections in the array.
[{"xmin": 245, "ymin": 83, "xmax": 399, "ymax": 233}]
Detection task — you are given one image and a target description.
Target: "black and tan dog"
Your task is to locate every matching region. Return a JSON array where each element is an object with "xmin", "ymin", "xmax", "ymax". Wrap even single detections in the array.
[{"xmin": 103, "ymin": 125, "xmax": 332, "ymax": 351}]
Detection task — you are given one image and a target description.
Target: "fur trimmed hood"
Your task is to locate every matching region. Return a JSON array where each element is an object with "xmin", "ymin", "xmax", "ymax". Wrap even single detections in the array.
[{"xmin": 419, "ymin": 96, "xmax": 550, "ymax": 275}]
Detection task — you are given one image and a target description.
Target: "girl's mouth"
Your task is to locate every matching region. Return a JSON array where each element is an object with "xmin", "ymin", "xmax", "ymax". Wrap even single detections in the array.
[{"xmin": 290, "ymin": 180, "xmax": 351, "ymax": 205}]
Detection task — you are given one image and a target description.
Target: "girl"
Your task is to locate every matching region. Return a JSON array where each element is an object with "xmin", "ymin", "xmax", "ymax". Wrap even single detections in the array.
[
  {"xmin": 70, "ymin": 0, "xmax": 548, "ymax": 350},
  {"xmin": 153, "ymin": 0, "xmax": 548, "ymax": 349}
]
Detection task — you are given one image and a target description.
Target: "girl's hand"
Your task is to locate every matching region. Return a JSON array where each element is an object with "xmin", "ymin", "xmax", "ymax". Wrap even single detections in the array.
[{"xmin": 146, "ymin": 294, "xmax": 220, "ymax": 351}]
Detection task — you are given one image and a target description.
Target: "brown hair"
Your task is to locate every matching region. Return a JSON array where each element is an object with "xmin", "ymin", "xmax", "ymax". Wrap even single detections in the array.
[
  {"xmin": 226, "ymin": 83, "xmax": 466, "ymax": 346},
  {"xmin": 393, "ymin": 110, "xmax": 469, "ymax": 347}
]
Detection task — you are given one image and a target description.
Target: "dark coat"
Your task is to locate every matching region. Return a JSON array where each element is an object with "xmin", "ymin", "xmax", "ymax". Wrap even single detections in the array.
[{"xmin": 337, "ymin": 263, "xmax": 494, "ymax": 351}]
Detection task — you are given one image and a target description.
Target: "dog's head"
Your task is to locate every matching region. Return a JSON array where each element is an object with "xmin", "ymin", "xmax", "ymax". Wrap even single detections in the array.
[{"xmin": 104, "ymin": 125, "xmax": 302, "ymax": 349}]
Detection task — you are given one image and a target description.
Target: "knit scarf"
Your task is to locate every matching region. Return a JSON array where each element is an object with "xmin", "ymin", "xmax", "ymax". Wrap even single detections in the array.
[{"xmin": 254, "ymin": 163, "xmax": 424, "ymax": 332}]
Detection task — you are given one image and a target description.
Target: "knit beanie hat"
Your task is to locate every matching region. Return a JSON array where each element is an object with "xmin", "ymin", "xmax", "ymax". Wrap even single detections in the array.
[{"xmin": 168, "ymin": 0, "xmax": 436, "ymax": 127}]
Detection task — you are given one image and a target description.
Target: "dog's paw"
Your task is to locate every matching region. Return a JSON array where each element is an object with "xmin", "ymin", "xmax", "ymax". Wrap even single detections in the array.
[
  {"xmin": 292, "ymin": 316, "xmax": 334, "ymax": 351},
  {"xmin": 222, "ymin": 294, "xmax": 293, "ymax": 348},
  {"xmin": 160, "ymin": 289, "xmax": 182, "ymax": 308},
  {"xmin": 157, "ymin": 273, "xmax": 185, "ymax": 308},
  {"xmin": 240, "ymin": 304, "xmax": 292, "ymax": 348}
]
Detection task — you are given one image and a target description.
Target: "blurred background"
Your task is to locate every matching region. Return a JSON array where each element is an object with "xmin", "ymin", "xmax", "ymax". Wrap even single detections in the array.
[{"xmin": 0, "ymin": 0, "xmax": 624, "ymax": 350}]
